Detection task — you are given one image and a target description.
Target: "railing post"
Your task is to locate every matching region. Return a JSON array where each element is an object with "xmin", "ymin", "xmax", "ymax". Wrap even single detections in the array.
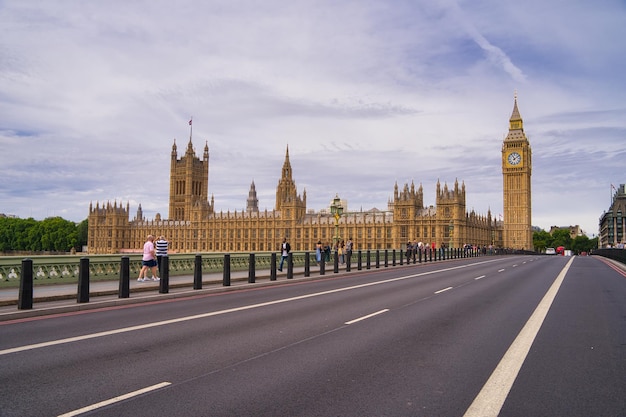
[
  {"xmin": 194, "ymin": 254, "xmax": 202, "ymax": 289},
  {"xmin": 413, "ymin": 248, "xmax": 417, "ymax": 264},
  {"xmin": 77, "ymin": 257, "xmax": 89, "ymax": 303},
  {"xmin": 248, "ymin": 253, "xmax": 256, "ymax": 283},
  {"xmin": 18, "ymin": 258, "xmax": 33, "ymax": 310},
  {"xmin": 119, "ymin": 256, "xmax": 130, "ymax": 298},
  {"xmin": 375, "ymin": 250, "xmax": 380, "ymax": 268},
  {"xmin": 287, "ymin": 253, "xmax": 294, "ymax": 279},
  {"xmin": 400, "ymin": 249, "xmax": 404, "ymax": 265},
  {"xmin": 429, "ymin": 248, "xmax": 433, "ymax": 262},
  {"xmin": 357, "ymin": 250, "xmax": 362, "ymax": 270},
  {"xmin": 320, "ymin": 256, "xmax": 325, "ymax": 275},
  {"xmin": 159, "ymin": 255, "xmax": 169, "ymax": 294},
  {"xmin": 223, "ymin": 254, "xmax": 231, "ymax": 286},
  {"xmin": 392, "ymin": 249, "xmax": 396, "ymax": 266},
  {"xmin": 419, "ymin": 249, "xmax": 422, "ymax": 263},
  {"xmin": 304, "ymin": 252, "xmax": 310, "ymax": 277},
  {"xmin": 334, "ymin": 250, "xmax": 339, "ymax": 273},
  {"xmin": 346, "ymin": 252, "xmax": 351, "ymax": 272},
  {"xmin": 271, "ymin": 253, "xmax": 277, "ymax": 281},
  {"xmin": 385, "ymin": 250, "xmax": 389, "ymax": 267},
  {"xmin": 366, "ymin": 250, "xmax": 371, "ymax": 269}
]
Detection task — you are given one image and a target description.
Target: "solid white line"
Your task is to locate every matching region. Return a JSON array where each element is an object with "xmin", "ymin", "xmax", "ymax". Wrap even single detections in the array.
[
  {"xmin": 345, "ymin": 309, "xmax": 389, "ymax": 325},
  {"xmin": 474, "ymin": 275, "xmax": 486, "ymax": 280},
  {"xmin": 57, "ymin": 382, "xmax": 171, "ymax": 417},
  {"xmin": 434, "ymin": 286, "xmax": 453, "ymax": 294},
  {"xmin": 1, "ymin": 258, "xmax": 504, "ymax": 356},
  {"xmin": 463, "ymin": 257, "xmax": 575, "ymax": 417}
]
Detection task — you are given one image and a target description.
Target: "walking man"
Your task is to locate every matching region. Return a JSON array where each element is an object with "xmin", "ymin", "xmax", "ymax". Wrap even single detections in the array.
[{"xmin": 278, "ymin": 237, "xmax": 290, "ymax": 272}]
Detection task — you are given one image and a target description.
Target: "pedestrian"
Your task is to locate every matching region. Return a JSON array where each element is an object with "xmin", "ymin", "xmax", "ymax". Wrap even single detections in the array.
[
  {"xmin": 155, "ymin": 235, "xmax": 169, "ymax": 276},
  {"xmin": 406, "ymin": 240, "xmax": 413, "ymax": 263},
  {"xmin": 315, "ymin": 241, "xmax": 322, "ymax": 265},
  {"xmin": 338, "ymin": 240, "xmax": 345, "ymax": 264},
  {"xmin": 278, "ymin": 237, "xmax": 290, "ymax": 271},
  {"xmin": 346, "ymin": 237, "xmax": 353, "ymax": 263},
  {"xmin": 138, "ymin": 235, "xmax": 159, "ymax": 282}
]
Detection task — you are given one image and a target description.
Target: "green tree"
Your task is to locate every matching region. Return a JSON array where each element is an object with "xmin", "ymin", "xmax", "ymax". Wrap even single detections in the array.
[
  {"xmin": 533, "ymin": 230, "xmax": 553, "ymax": 252},
  {"xmin": 551, "ymin": 229, "xmax": 573, "ymax": 249}
]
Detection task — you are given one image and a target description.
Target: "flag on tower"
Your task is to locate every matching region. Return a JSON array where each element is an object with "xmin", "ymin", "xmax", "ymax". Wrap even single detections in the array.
[
  {"xmin": 611, "ymin": 183, "xmax": 617, "ymax": 190},
  {"xmin": 189, "ymin": 118, "xmax": 192, "ymax": 126}
]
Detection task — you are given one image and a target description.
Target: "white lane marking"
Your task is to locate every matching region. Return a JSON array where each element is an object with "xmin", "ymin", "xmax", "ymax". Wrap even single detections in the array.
[
  {"xmin": 345, "ymin": 309, "xmax": 389, "ymax": 325},
  {"xmin": 463, "ymin": 256, "xmax": 575, "ymax": 417},
  {"xmin": 57, "ymin": 382, "xmax": 171, "ymax": 417},
  {"xmin": 435, "ymin": 287, "xmax": 453, "ymax": 294},
  {"xmin": 474, "ymin": 275, "xmax": 486, "ymax": 280},
  {"xmin": 498, "ymin": 269, "xmax": 505, "ymax": 272},
  {"xmin": 1, "ymin": 258, "xmax": 505, "ymax": 356},
  {"xmin": 512, "ymin": 264, "xmax": 518, "ymax": 267}
]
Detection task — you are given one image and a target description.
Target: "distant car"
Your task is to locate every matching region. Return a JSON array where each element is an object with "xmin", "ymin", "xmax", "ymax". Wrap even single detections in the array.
[{"xmin": 546, "ymin": 248, "xmax": 556, "ymax": 255}]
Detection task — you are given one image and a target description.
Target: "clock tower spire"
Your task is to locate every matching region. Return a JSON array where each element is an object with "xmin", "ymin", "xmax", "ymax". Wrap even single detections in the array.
[{"xmin": 502, "ymin": 93, "xmax": 533, "ymax": 250}]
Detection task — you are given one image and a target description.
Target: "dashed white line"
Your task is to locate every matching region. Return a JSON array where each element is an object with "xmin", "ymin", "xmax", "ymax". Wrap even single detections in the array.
[
  {"xmin": 345, "ymin": 309, "xmax": 389, "ymax": 325},
  {"xmin": 435, "ymin": 286, "xmax": 453, "ymax": 294},
  {"xmin": 498, "ymin": 269, "xmax": 505, "ymax": 272},
  {"xmin": 474, "ymin": 275, "xmax": 486, "ymax": 280},
  {"xmin": 57, "ymin": 382, "xmax": 171, "ymax": 417}
]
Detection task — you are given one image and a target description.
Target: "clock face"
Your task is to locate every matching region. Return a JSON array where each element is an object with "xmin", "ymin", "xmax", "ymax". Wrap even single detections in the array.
[{"xmin": 507, "ymin": 152, "xmax": 521, "ymax": 166}]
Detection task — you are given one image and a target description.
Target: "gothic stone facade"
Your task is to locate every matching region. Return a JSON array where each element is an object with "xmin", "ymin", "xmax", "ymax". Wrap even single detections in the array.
[{"xmin": 88, "ymin": 100, "xmax": 535, "ymax": 254}]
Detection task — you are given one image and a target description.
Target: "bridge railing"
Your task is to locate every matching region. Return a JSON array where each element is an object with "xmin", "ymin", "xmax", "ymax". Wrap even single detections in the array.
[
  {"xmin": 592, "ymin": 248, "xmax": 626, "ymax": 264},
  {"xmin": 1, "ymin": 247, "xmax": 494, "ymax": 287}
]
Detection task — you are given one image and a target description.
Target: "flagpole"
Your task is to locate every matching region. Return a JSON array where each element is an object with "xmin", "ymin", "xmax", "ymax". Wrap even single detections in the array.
[{"xmin": 189, "ymin": 116, "xmax": 193, "ymax": 141}]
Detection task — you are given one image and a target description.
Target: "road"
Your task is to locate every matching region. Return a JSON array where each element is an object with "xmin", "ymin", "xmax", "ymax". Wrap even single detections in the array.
[{"xmin": 0, "ymin": 255, "xmax": 624, "ymax": 416}]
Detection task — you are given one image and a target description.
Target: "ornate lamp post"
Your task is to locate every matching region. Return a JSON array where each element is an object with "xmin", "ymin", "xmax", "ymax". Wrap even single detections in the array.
[{"xmin": 330, "ymin": 194, "xmax": 343, "ymax": 246}]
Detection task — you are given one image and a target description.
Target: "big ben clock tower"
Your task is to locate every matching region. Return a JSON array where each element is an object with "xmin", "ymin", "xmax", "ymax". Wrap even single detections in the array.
[{"xmin": 502, "ymin": 94, "xmax": 533, "ymax": 250}]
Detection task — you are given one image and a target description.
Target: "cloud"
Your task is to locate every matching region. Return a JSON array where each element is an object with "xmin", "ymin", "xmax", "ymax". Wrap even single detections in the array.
[{"xmin": 0, "ymin": 0, "xmax": 624, "ymax": 238}]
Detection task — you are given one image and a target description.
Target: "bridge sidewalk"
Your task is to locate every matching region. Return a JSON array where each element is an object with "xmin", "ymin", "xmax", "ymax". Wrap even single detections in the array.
[{"xmin": 0, "ymin": 265, "xmax": 350, "ymax": 321}]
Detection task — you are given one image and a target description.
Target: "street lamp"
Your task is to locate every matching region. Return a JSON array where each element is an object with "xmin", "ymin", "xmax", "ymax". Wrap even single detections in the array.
[{"xmin": 330, "ymin": 194, "xmax": 343, "ymax": 246}]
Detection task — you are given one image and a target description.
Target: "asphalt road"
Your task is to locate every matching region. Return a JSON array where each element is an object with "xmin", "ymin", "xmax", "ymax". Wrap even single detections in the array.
[{"xmin": 0, "ymin": 255, "xmax": 624, "ymax": 417}]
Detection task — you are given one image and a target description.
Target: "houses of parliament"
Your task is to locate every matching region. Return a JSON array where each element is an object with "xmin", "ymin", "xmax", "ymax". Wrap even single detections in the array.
[{"xmin": 87, "ymin": 97, "xmax": 533, "ymax": 254}]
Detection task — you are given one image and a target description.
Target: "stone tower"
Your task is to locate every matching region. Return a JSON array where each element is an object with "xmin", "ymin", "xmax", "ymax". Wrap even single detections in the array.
[
  {"xmin": 502, "ymin": 94, "xmax": 533, "ymax": 250},
  {"xmin": 275, "ymin": 146, "xmax": 306, "ymax": 221},
  {"xmin": 246, "ymin": 181, "xmax": 259, "ymax": 214},
  {"xmin": 436, "ymin": 179, "xmax": 466, "ymax": 248},
  {"xmin": 168, "ymin": 138, "xmax": 210, "ymax": 221}
]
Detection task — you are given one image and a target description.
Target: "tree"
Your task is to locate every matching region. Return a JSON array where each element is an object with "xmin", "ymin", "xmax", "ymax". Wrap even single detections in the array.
[{"xmin": 533, "ymin": 230, "xmax": 553, "ymax": 252}]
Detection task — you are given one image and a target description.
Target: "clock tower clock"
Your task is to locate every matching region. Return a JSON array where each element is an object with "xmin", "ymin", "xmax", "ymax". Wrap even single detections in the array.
[{"xmin": 502, "ymin": 94, "xmax": 533, "ymax": 250}]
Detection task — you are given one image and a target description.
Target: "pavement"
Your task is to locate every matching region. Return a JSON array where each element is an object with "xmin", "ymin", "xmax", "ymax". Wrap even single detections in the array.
[{"xmin": 0, "ymin": 265, "xmax": 353, "ymax": 322}]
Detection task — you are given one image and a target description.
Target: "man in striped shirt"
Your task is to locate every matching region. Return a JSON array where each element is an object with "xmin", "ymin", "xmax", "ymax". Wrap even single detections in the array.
[{"xmin": 155, "ymin": 236, "xmax": 169, "ymax": 276}]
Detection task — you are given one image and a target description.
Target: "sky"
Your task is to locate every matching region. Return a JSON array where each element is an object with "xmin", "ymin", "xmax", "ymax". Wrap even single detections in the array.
[{"xmin": 1, "ymin": 0, "xmax": 625, "ymax": 238}]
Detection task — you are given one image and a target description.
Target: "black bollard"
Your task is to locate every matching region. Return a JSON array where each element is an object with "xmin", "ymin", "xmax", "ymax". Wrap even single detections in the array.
[
  {"xmin": 119, "ymin": 256, "xmax": 130, "ymax": 298},
  {"xmin": 366, "ymin": 250, "xmax": 371, "ymax": 269},
  {"xmin": 429, "ymin": 248, "xmax": 433, "ymax": 262},
  {"xmin": 400, "ymin": 249, "xmax": 404, "ymax": 266},
  {"xmin": 375, "ymin": 250, "xmax": 380, "ymax": 269},
  {"xmin": 419, "ymin": 249, "xmax": 422, "ymax": 263},
  {"xmin": 77, "ymin": 257, "xmax": 89, "ymax": 303},
  {"xmin": 194, "ymin": 254, "xmax": 202, "ymax": 289},
  {"xmin": 346, "ymin": 252, "xmax": 351, "ymax": 272},
  {"xmin": 18, "ymin": 258, "xmax": 33, "ymax": 310},
  {"xmin": 385, "ymin": 250, "xmax": 389, "ymax": 268},
  {"xmin": 287, "ymin": 253, "xmax": 294, "ymax": 279},
  {"xmin": 392, "ymin": 250, "xmax": 396, "ymax": 266},
  {"xmin": 304, "ymin": 252, "xmax": 310, "ymax": 277},
  {"xmin": 159, "ymin": 255, "xmax": 169, "ymax": 294},
  {"xmin": 223, "ymin": 254, "xmax": 231, "ymax": 286},
  {"xmin": 357, "ymin": 250, "xmax": 362, "ymax": 270},
  {"xmin": 271, "ymin": 253, "xmax": 277, "ymax": 281},
  {"xmin": 320, "ymin": 257, "xmax": 325, "ymax": 275},
  {"xmin": 248, "ymin": 253, "xmax": 256, "ymax": 283},
  {"xmin": 333, "ymin": 250, "xmax": 339, "ymax": 273}
]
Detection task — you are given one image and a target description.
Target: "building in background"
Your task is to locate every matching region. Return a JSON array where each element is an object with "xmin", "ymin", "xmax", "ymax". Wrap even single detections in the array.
[
  {"xmin": 502, "ymin": 94, "xmax": 533, "ymax": 250},
  {"xmin": 88, "ymin": 98, "xmax": 536, "ymax": 254},
  {"xmin": 599, "ymin": 184, "xmax": 626, "ymax": 248}
]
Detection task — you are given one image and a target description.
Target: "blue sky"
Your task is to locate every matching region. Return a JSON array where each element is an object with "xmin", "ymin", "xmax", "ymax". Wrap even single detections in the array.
[{"xmin": 1, "ymin": 0, "xmax": 625, "ymax": 238}]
